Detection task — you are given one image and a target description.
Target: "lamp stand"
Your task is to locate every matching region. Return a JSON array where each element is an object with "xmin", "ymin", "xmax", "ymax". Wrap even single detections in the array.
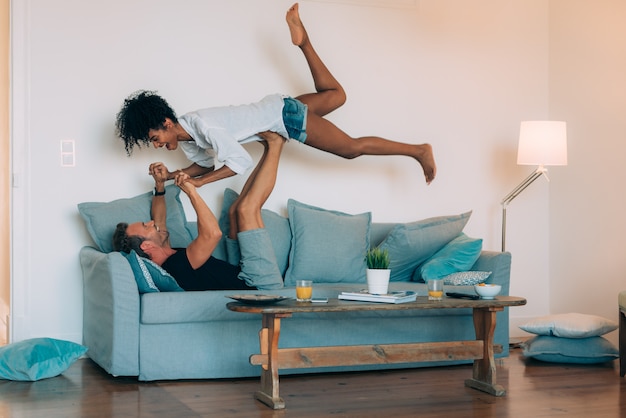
[{"xmin": 500, "ymin": 165, "xmax": 549, "ymax": 252}]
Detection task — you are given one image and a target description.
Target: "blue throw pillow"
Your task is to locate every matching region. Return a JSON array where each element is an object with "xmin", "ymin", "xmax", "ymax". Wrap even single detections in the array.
[
  {"xmin": 217, "ymin": 188, "xmax": 291, "ymax": 276},
  {"xmin": 378, "ymin": 212, "xmax": 471, "ymax": 282},
  {"xmin": 78, "ymin": 184, "xmax": 194, "ymax": 253},
  {"xmin": 519, "ymin": 313, "xmax": 618, "ymax": 338},
  {"xmin": 416, "ymin": 233, "xmax": 483, "ymax": 281},
  {"xmin": 521, "ymin": 335, "xmax": 618, "ymax": 364},
  {"xmin": 123, "ymin": 250, "xmax": 184, "ymax": 293},
  {"xmin": 0, "ymin": 338, "xmax": 88, "ymax": 381},
  {"xmin": 284, "ymin": 199, "xmax": 371, "ymax": 286}
]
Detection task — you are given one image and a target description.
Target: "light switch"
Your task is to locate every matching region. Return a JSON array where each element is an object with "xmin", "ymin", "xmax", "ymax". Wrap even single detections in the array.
[{"xmin": 60, "ymin": 140, "xmax": 75, "ymax": 167}]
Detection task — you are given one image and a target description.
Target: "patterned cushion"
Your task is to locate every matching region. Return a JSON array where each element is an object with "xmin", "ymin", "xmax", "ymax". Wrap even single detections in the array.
[{"xmin": 443, "ymin": 271, "xmax": 491, "ymax": 286}]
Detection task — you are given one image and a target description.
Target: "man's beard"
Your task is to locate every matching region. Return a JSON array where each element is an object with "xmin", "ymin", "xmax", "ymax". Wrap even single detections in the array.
[{"xmin": 158, "ymin": 230, "xmax": 170, "ymax": 246}]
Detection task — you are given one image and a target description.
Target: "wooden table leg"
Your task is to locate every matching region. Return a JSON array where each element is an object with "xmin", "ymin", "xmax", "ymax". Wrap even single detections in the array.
[
  {"xmin": 464, "ymin": 307, "xmax": 506, "ymax": 396},
  {"xmin": 254, "ymin": 313, "xmax": 286, "ymax": 409}
]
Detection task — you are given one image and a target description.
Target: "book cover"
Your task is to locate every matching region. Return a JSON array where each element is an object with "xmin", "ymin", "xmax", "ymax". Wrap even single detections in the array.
[{"xmin": 338, "ymin": 290, "xmax": 417, "ymax": 304}]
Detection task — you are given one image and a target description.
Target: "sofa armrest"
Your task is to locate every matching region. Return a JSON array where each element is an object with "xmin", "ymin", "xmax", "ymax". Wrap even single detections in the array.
[
  {"xmin": 471, "ymin": 250, "xmax": 512, "ymax": 295},
  {"xmin": 80, "ymin": 246, "xmax": 140, "ymax": 376}
]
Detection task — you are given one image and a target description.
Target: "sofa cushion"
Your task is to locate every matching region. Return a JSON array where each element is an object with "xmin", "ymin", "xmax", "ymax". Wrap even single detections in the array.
[
  {"xmin": 0, "ymin": 338, "xmax": 88, "ymax": 381},
  {"xmin": 123, "ymin": 250, "xmax": 184, "ymax": 293},
  {"xmin": 78, "ymin": 184, "xmax": 193, "ymax": 253},
  {"xmin": 519, "ymin": 313, "xmax": 618, "ymax": 338},
  {"xmin": 416, "ymin": 233, "xmax": 483, "ymax": 281},
  {"xmin": 370, "ymin": 223, "xmax": 395, "ymax": 247},
  {"xmin": 521, "ymin": 335, "xmax": 618, "ymax": 364},
  {"xmin": 378, "ymin": 212, "xmax": 471, "ymax": 282},
  {"xmin": 217, "ymin": 188, "xmax": 291, "ymax": 276},
  {"xmin": 284, "ymin": 199, "xmax": 371, "ymax": 286}
]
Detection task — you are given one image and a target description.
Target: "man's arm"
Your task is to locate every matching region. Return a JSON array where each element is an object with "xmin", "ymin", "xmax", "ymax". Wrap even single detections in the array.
[
  {"xmin": 149, "ymin": 163, "xmax": 169, "ymax": 231},
  {"xmin": 174, "ymin": 173, "xmax": 222, "ymax": 270}
]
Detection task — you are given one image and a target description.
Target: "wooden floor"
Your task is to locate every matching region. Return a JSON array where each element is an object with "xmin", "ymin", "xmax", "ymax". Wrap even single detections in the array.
[{"xmin": 0, "ymin": 346, "xmax": 624, "ymax": 418}]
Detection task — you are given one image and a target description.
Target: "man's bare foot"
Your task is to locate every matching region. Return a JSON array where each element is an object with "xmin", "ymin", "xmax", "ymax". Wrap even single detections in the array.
[
  {"xmin": 415, "ymin": 144, "xmax": 436, "ymax": 185},
  {"xmin": 286, "ymin": 3, "xmax": 308, "ymax": 47}
]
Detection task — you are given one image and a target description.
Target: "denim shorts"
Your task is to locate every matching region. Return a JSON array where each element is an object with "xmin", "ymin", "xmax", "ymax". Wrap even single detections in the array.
[{"xmin": 282, "ymin": 97, "xmax": 308, "ymax": 143}]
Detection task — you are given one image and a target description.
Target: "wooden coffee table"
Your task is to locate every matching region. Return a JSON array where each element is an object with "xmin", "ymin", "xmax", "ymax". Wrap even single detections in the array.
[{"xmin": 227, "ymin": 295, "xmax": 526, "ymax": 409}]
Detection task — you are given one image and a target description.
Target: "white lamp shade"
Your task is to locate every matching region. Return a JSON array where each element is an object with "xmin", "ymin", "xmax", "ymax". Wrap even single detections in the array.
[{"xmin": 517, "ymin": 121, "xmax": 568, "ymax": 166}]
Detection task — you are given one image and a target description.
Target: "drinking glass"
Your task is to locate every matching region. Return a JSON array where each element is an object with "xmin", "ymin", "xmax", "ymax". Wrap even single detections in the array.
[{"xmin": 296, "ymin": 280, "xmax": 313, "ymax": 302}]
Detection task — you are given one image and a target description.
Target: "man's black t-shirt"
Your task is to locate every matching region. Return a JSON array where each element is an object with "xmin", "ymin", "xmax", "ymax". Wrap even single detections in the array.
[{"xmin": 162, "ymin": 248, "xmax": 255, "ymax": 291}]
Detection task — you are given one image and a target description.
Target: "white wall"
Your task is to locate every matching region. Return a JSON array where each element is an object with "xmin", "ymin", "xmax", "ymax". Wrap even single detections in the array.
[
  {"xmin": 10, "ymin": 0, "xmax": 553, "ymax": 343},
  {"xmin": 547, "ymin": 0, "xmax": 626, "ymax": 346},
  {"xmin": 1, "ymin": 0, "xmax": 9, "ymax": 346}
]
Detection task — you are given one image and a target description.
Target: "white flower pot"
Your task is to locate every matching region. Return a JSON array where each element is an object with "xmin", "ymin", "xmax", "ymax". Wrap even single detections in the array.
[{"xmin": 366, "ymin": 268, "xmax": 391, "ymax": 295}]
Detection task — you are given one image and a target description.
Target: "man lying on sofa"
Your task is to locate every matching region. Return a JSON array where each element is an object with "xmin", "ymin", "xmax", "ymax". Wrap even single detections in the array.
[{"xmin": 112, "ymin": 131, "xmax": 285, "ymax": 291}]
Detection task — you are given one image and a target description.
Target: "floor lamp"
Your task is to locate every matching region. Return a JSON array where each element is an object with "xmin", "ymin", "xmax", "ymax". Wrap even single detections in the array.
[{"xmin": 500, "ymin": 121, "xmax": 568, "ymax": 252}]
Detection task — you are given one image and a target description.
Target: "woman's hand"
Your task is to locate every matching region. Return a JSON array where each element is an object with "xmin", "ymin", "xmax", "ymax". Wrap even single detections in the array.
[{"xmin": 174, "ymin": 172, "xmax": 196, "ymax": 196}]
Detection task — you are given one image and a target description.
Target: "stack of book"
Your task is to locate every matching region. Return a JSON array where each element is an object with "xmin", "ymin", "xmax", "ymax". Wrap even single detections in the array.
[{"xmin": 338, "ymin": 290, "xmax": 417, "ymax": 304}]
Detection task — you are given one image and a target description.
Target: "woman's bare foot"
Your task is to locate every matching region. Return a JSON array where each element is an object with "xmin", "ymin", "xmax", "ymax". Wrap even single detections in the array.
[
  {"xmin": 286, "ymin": 3, "xmax": 308, "ymax": 47},
  {"xmin": 415, "ymin": 144, "xmax": 437, "ymax": 185}
]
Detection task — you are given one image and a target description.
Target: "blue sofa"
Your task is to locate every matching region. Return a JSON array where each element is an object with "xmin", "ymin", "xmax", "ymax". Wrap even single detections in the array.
[{"xmin": 78, "ymin": 187, "xmax": 512, "ymax": 381}]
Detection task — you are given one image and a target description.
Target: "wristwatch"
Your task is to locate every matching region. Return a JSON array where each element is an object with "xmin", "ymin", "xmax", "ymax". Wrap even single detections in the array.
[{"xmin": 154, "ymin": 188, "xmax": 166, "ymax": 196}]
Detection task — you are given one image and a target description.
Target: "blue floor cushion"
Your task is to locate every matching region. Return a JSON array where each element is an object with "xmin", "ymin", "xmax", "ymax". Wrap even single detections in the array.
[
  {"xmin": 521, "ymin": 335, "xmax": 618, "ymax": 364},
  {"xmin": 0, "ymin": 337, "xmax": 88, "ymax": 381}
]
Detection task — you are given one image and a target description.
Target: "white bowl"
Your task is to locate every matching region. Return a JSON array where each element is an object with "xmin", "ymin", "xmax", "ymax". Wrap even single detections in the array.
[{"xmin": 474, "ymin": 284, "xmax": 501, "ymax": 299}]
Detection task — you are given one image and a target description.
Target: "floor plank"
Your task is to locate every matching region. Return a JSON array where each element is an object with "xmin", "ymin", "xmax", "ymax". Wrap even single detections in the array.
[{"xmin": 0, "ymin": 347, "xmax": 624, "ymax": 417}]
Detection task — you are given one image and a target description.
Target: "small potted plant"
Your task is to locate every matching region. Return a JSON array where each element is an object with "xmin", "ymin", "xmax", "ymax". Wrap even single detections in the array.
[{"xmin": 365, "ymin": 247, "xmax": 391, "ymax": 294}]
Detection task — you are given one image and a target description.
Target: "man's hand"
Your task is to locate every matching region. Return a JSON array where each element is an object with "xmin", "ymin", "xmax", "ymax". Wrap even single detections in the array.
[
  {"xmin": 149, "ymin": 162, "xmax": 170, "ymax": 187},
  {"xmin": 174, "ymin": 172, "xmax": 197, "ymax": 196},
  {"xmin": 179, "ymin": 176, "xmax": 205, "ymax": 189},
  {"xmin": 258, "ymin": 130, "xmax": 287, "ymax": 143}
]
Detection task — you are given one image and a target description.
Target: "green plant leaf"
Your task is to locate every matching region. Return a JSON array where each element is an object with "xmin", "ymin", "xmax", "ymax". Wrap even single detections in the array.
[{"xmin": 365, "ymin": 247, "xmax": 390, "ymax": 269}]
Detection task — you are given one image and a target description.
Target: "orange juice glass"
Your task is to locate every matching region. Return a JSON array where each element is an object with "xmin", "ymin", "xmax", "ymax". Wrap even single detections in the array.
[
  {"xmin": 427, "ymin": 279, "xmax": 444, "ymax": 301},
  {"xmin": 296, "ymin": 280, "xmax": 313, "ymax": 302}
]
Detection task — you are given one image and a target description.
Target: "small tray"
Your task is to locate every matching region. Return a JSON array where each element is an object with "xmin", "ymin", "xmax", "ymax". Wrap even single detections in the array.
[{"xmin": 227, "ymin": 294, "xmax": 291, "ymax": 305}]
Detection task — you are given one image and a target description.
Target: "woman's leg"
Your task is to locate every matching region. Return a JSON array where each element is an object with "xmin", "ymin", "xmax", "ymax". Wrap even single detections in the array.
[
  {"xmin": 286, "ymin": 3, "xmax": 346, "ymax": 117},
  {"xmin": 286, "ymin": 4, "xmax": 436, "ymax": 184},
  {"xmin": 305, "ymin": 112, "xmax": 437, "ymax": 184}
]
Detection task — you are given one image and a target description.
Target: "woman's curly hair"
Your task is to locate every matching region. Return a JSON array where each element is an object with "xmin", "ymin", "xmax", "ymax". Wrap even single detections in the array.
[{"xmin": 115, "ymin": 90, "xmax": 178, "ymax": 156}]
